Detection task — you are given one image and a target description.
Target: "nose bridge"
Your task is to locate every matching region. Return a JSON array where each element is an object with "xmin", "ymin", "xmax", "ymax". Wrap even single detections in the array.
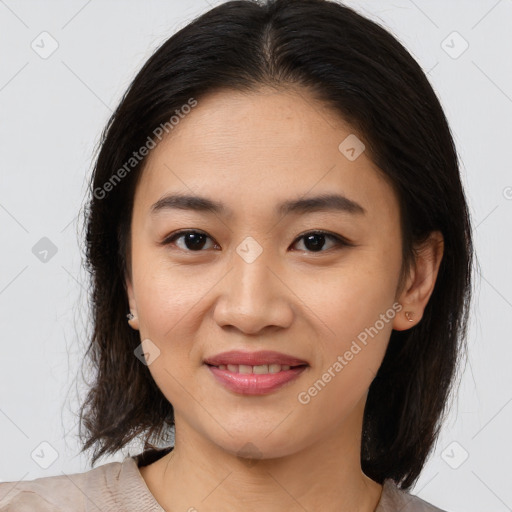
[
  {"xmin": 231, "ymin": 234, "xmax": 277, "ymax": 304},
  {"xmin": 213, "ymin": 234, "xmax": 292, "ymax": 332}
]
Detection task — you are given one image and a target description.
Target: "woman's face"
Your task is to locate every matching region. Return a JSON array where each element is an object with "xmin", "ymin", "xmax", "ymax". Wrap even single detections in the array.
[{"xmin": 125, "ymin": 87, "xmax": 424, "ymax": 459}]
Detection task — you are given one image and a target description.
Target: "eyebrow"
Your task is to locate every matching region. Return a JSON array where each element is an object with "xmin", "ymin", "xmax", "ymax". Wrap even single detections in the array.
[{"xmin": 150, "ymin": 192, "xmax": 366, "ymax": 218}]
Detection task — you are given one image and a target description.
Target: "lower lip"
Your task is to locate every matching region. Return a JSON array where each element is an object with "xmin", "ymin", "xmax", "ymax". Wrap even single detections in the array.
[{"xmin": 206, "ymin": 364, "xmax": 308, "ymax": 395}]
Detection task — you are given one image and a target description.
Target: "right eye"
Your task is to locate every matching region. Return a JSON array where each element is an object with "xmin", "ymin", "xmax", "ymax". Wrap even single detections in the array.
[{"xmin": 161, "ymin": 230, "xmax": 219, "ymax": 252}]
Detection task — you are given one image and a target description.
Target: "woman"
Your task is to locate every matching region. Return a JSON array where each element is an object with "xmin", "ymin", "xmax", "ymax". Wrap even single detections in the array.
[{"xmin": 0, "ymin": 0, "xmax": 473, "ymax": 510}]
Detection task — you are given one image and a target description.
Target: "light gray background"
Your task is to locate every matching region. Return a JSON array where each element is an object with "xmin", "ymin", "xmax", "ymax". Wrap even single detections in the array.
[{"xmin": 1, "ymin": 1, "xmax": 511, "ymax": 510}]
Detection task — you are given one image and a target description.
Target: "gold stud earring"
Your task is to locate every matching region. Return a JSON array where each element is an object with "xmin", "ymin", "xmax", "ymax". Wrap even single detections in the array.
[{"xmin": 405, "ymin": 311, "xmax": 414, "ymax": 322}]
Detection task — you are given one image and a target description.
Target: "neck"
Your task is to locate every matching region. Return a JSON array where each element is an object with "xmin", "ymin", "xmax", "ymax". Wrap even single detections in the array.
[{"xmin": 140, "ymin": 400, "xmax": 383, "ymax": 512}]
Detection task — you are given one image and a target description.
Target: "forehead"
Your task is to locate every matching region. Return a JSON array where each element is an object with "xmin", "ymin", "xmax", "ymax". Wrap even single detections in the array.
[{"xmin": 133, "ymin": 87, "xmax": 399, "ymax": 225}]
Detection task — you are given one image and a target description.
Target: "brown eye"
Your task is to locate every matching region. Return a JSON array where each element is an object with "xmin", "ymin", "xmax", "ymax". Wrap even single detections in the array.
[
  {"xmin": 291, "ymin": 231, "xmax": 350, "ymax": 253},
  {"xmin": 163, "ymin": 230, "xmax": 217, "ymax": 252},
  {"xmin": 161, "ymin": 229, "xmax": 352, "ymax": 254}
]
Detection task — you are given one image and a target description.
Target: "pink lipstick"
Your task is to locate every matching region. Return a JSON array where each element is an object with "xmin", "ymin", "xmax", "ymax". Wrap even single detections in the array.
[{"xmin": 204, "ymin": 350, "xmax": 309, "ymax": 395}]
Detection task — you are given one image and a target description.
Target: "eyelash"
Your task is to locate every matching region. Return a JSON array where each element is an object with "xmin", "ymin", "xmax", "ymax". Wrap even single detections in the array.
[{"xmin": 160, "ymin": 229, "xmax": 353, "ymax": 254}]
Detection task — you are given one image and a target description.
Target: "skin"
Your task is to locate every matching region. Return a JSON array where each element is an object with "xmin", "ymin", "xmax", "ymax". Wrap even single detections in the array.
[{"xmin": 125, "ymin": 86, "xmax": 444, "ymax": 512}]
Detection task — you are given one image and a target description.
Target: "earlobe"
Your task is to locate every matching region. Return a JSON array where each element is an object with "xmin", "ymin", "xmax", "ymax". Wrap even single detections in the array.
[
  {"xmin": 125, "ymin": 273, "xmax": 140, "ymax": 331},
  {"xmin": 127, "ymin": 311, "xmax": 139, "ymax": 330},
  {"xmin": 392, "ymin": 230, "xmax": 444, "ymax": 332}
]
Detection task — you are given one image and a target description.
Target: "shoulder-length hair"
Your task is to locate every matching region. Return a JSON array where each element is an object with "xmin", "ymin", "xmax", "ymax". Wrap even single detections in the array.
[{"xmin": 78, "ymin": 0, "xmax": 474, "ymax": 490}]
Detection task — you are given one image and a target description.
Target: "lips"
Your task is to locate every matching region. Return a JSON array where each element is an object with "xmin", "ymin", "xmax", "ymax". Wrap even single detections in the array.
[{"xmin": 203, "ymin": 350, "xmax": 309, "ymax": 367}]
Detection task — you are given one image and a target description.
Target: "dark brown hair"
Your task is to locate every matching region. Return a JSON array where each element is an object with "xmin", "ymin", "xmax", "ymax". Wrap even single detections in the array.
[{"xmin": 77, "ymin": 0, "xmax": 474, "ymax": 490}]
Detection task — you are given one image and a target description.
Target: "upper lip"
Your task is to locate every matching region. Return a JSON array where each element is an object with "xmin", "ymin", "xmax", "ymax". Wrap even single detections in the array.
[{"xmin": 204, "ymin": 350, "xmax": 308, "ymax": 367}]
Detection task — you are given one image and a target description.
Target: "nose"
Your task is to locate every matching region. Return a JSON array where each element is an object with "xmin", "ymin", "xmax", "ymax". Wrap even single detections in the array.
[{"xmin": 212, "ymin": 241, "xmax": 294, "ymax": 335}]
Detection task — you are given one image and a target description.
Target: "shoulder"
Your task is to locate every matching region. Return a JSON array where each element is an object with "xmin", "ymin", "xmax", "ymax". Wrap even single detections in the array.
[
  {"xmin": 377, "ymin": 479, "xmax": 449, "ymax": 512},
  {"xmin": 0, "ymin": 459, "xmax": 125, "ymax": 512}
]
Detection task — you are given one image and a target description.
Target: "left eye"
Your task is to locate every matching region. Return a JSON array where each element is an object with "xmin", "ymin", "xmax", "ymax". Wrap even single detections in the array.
[
  {"xmin": 161, "ymin": 230, "xmax": 351, "ymax": 253},
  {"xmin": 292, "ymin": 231, "xmax": 349, "ymax": 252}
]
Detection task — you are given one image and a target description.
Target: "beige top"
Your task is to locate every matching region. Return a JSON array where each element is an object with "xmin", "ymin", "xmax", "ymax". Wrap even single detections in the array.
[{"xmin": 0, "ymin": 448, "xmax": 447, "ymax": 511}]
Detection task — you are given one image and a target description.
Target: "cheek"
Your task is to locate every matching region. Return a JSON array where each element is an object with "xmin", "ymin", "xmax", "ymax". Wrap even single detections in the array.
[
  {"xmin": 299, "ymin": 261, "xmax": 399, "ymax": 416},
  {"xmin": 130, "ymin": 260, "xmax": 204, "ymax": 393},
  {"xmin": 132, "ymin": 249, "xmax": 207, "ymax": 332},
  {"xmin": 295, "ymin": 270, "xmax": 396, "ymax": 421},
  {"xmin": 302, "ymin": 255, "xmax": 399, "ymax": 346},
  {"xmin": 135, "ymin": 271, "xmax": 201, "ymax": 406}
]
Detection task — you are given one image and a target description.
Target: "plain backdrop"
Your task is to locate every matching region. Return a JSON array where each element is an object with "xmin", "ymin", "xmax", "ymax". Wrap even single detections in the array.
[{"xmin": 1, "ymin": 1, "xmax": 511, "ymax": 510}]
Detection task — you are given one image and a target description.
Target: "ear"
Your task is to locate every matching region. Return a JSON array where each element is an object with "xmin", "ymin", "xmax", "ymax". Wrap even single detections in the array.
[
  {"xmin": 393, "ymin": 230, "xmax": 444, "ymax": 331},
  {"xmin": 125, "ymin": 271, "xmax": 140, "ymax": 331}
]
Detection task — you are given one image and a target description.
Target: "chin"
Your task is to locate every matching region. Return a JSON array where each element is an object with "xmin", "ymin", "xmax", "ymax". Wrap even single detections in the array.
[{"xmin": 207, "ymin": 430, "xmax": 306, "ymax": 462}]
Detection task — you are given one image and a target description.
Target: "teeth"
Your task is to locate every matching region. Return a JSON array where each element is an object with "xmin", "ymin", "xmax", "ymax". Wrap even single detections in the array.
[
  {"xmin": 217, "ymin": 363, "xmax": 293, "ymax": 374},
  {"xmin": 253, "ymin": 364, "xmax": 269, "ymax": 374}
]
